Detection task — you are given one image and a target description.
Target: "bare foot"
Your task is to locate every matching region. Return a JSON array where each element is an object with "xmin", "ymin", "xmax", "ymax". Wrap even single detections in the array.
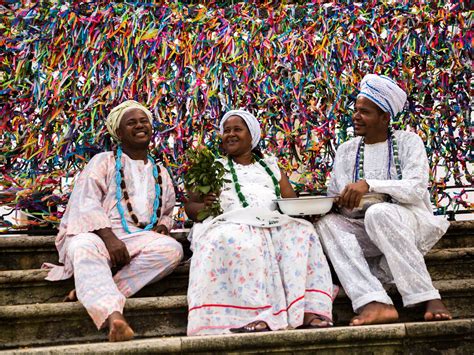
[
  {"xmin": 424, "ymin": 299, "xmax": 452, "ymax": 321},
  {"xmin": 63, "ymin": 289, "xmax": 77, "ymax": 302},
  {"xmin": 350, "ymin": 302, "xmax": 399, "ymax": 326},
  {"xmin": 108, "ymin": 312, "xmax": 134, "ymax": 342}
]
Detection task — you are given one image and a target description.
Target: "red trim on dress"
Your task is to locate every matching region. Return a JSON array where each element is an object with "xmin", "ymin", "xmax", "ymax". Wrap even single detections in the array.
[{"xmin": 188, "ymin": 289, "xmax": 333, "ymax": 314}]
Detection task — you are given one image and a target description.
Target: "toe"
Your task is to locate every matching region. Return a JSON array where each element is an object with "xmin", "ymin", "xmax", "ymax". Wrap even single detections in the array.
[{"xmin": 350, "ymin": 318, "xmax": 363, "ymax": 326}]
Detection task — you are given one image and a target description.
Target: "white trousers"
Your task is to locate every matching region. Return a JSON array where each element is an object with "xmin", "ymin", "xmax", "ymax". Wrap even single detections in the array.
[
  {"xmin": 66, "ymin": 231, "xmax": 183, "ymax": 328},
  {"xmin": 316, "ymin": 202, "xmax": 440, "ymax": 313}
]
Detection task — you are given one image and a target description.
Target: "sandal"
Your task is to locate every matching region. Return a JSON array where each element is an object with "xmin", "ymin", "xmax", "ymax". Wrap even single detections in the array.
[
  {"xmin": 230, "ymin": 320, "xmax": 270, "ymax": 333},
  {"xmin": 298, "ymin": 314, "xmax": 333, "ymax": 329}
]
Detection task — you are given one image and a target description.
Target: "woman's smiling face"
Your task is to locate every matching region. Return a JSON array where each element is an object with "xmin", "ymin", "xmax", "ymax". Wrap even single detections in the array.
[{"xmin": 221, "ymin": 115, "xmax": 253, "ymax": 157}]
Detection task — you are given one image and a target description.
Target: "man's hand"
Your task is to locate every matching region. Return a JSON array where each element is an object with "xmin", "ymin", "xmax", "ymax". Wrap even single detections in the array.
[
  {"xmin": 103, "ymin": 236, "xmax": 131, "ymax": 268},
  {"xmin": 95, "ymin": 228, "xmax": 131, "ymax": 268},
  {"xmin": 337, "ymin": 180, "xmax": 370, "ymax": 210},
  {"xmin": 154, "ymin": 224, "xmax": 169, "ymax": 235}
]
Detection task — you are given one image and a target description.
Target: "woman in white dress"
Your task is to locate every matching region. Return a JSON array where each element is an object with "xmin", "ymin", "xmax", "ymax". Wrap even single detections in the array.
[{"xmin": 185, "ymin": 110, "xmax": 335, "ymax": 336}]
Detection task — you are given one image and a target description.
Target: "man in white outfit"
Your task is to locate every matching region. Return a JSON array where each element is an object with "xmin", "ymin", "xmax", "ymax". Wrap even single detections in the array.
[{"xmin": 316, "ymin": 74, "xmax": 452, "ymax": 325}]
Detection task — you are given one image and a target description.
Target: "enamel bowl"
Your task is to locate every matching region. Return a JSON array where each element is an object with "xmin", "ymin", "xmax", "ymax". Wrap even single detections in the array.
[
  {"xmin": 341, "ymin": 193, "xmax": 390, "ymax": 218},
  {"xmin": 274, "ymin": 196, "xmax": 334, "ymax": 216}
]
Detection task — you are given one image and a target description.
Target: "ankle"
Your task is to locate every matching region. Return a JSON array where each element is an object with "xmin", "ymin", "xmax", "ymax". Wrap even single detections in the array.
[{"xmin": 108, "ymin": 312, "xmax": 125, "ymax": 328}]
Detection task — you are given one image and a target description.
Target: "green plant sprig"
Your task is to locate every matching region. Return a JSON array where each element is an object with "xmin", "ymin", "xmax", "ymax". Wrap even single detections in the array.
[{"xmin": 184, "ymin": 146, "xmax": 229, "ymax": 221}]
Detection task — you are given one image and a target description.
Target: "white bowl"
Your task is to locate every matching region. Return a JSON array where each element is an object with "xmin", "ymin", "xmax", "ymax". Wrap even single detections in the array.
[
  {"xmin": 341, "ymin": 193, "xmax": 390, "ymax": 218},
  {"xmin": 274, "ymin": 196, "xmax": 334, "ymax": 216}
]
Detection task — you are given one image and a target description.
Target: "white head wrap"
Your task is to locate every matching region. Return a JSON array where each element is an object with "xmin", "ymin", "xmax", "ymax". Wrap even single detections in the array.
[
  {"xmin": 219, "ymin": 110, "xmax": 261, "ymax": 149},
  {"xmin": 105, "ymin": 100, "xmax": 153, "ymax": 141},
  {"xmin": 357, "ymin": 74, "xmax": 407, "ymax": 119}
]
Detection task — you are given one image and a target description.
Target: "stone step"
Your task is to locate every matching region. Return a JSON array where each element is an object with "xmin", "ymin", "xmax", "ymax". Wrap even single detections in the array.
[
  {"xmin": 424, "ymin": 247, "xmax": 474, "ymax": 280},
  {"xmin": 0, "ymin": 221, "xmax": 472, "ymax": 271},
  {"xmin": 0, "ymin": 262, "xmax": 190, "ymax": 306},
  {"xmin": 435, "ymin": 220, "xmax": 474, "ymax": 249},
  {"xmin": 0, "ymin": 231, "xmax": 190, "ymax": 271},
  {"xmin": 0, "ymin": 278, "xmax": 472, "ymax": 350},
  {"xmin": 3, "ymin": 318, "xmax": 472, "ymax": 354},
  {"xmin": 1, "ymin": 247, "xmax": 472, "ymax": 306}
]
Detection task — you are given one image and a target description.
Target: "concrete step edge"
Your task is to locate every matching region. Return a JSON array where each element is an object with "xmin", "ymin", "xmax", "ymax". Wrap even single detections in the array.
[
  {"xmin": 1, "ymin": 279, "xmax": 472, "ymax": 319},
  {"xmin": 0, "ymin": 295, "xmax": 187, "ymax": 319},
  {"xmin": 2, "ymin": 318, "xmax": 472, "ymax": 354},
  {"xmin": 0, "ymin": 232, "xmax": 189, "ymax": 249},
  {"xmin": 0, "ymin": 262, "xmax": 190, "ymax": 284},
  {"xmin": 0, "ymin": 220, "xmax": 472, "ymax": 249},
  {"xmin": 424, "ymin": 247, "xmax": 474, "ymax": 261},
  {"xmin": 2, "ymin": 247, "xmax": 472, "ymax": 285}
]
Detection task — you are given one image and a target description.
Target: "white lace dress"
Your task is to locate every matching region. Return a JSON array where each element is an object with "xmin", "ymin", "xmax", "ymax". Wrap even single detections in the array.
[
  {"xmin": 187, "ymin": 156, "xmax": 335, "ymax": 336},
  {"xmin": 316, "ymin": 130, "xmax": 450, "ymax": 311}
]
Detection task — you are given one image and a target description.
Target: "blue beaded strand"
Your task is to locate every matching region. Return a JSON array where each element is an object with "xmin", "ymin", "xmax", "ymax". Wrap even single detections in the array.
[{"xmin": 115, "ymin": 146, "xmax": 161, "ymax": 234}]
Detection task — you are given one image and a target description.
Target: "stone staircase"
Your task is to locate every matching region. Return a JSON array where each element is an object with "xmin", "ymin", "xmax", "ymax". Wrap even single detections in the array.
[{"xmin": 0, "ymin": 221, "xmax": 472, "ymax": 354}]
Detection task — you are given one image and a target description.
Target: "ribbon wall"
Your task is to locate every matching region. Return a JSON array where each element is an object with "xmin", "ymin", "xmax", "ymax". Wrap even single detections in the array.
[{"xmin": 0, "ymin": 1, "xmax": 471, "ymax": 225}]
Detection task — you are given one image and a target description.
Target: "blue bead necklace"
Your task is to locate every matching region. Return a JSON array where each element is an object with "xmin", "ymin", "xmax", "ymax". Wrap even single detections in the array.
[
  {"xmin": 354, "ymin": 129, "xmax": 402, "ymax": 182},
  {"xmin": 114, "ymin": 146, "xmax": 162, "ymax": 234}
]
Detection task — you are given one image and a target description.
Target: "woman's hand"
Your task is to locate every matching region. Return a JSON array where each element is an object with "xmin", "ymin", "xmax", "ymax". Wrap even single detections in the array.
[
  {"xmin": 184, "ymin": 191, "xmax": 219, "ymax": 222},
  {"xmin": 202, "ymin": 192, "xmax": 218, "ymax": 207}
]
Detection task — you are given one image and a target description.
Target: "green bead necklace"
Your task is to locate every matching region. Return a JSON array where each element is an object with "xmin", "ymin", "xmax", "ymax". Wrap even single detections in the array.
[{"xmin": 228, "ymin": 154, "xmax": 281, "ymax": 208}]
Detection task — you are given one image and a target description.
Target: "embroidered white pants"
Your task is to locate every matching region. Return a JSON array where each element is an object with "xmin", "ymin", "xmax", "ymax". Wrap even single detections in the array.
[
  {"xmin": 66, "ymin": 231, "xmax": 183, "ymax": 328},
  {"xmin": 316, "ymin": 202, "xmax": 440, "ymax": 313}
]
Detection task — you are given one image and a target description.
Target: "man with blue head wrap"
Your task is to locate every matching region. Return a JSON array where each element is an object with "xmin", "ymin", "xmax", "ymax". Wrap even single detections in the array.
[{"xmin": 315, "ymin": 74, "xmax": 451, "ymax": 326}]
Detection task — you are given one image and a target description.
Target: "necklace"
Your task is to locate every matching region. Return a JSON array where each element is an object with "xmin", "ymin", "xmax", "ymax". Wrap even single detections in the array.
[
  {"xmin": 354, "ymin": 129, "xmax": 402, "ymax": 182},
  {"xmin": 228, "ymin": 154, "xmax": 281, "ymax": 208},
  {"xmin": 114, "ymin": 146, "xmax": 162, "ymax": 234}
]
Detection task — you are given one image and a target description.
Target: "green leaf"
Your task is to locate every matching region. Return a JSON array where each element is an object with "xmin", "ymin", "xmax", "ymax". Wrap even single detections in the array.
[
  {"xmin": 198, "ymin": 185, "xmax": 211, "ymax": 194},
  {"xmin": 197, "ymin": 209, "xmax": 211, "ymax": 221}
]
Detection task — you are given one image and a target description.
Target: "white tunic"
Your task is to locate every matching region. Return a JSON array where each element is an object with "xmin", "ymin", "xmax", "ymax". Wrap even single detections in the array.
[{"xmin": 327, "ymin": 130, "xmax": 449, "ymax": 254}]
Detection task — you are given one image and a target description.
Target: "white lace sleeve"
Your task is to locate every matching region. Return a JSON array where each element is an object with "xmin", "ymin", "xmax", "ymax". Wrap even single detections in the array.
[
  {"xmin": 366, "ymin": 132, "xmax": 429, "ymax": 204},
  {"xmin": 327, "ymin": 142, "xmax": 355, "ymax": 196}
]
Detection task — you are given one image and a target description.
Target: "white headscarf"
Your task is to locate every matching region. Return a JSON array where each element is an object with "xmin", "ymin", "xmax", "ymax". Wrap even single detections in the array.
[
  {"xmin": 219, "ymin": 110, "xmax": 261, "ymax": 149},
  {"xmin": 357, "ymin": 74, "xmax": 407, "ymax": 118},
  {"xmin": 105, "ymin": 100, "xmax": 153, "ymax": 141}
]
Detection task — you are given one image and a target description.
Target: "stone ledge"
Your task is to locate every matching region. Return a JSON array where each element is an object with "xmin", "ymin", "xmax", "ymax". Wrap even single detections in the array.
[
  {"xmin": 0, "ymin": 279, "xmax": 472, "ymax": 349},
  {"xmin": 425, "ymin": 247, "xmax": 474, "ymax": 261},
  {"xmin": 1, "ymin": 226, "xmax": 471, "ymax": 271},
  {"xmin": 2, "ymin": 247, "xmax": 470, "ymax": 282},
  {"xmin": 2, "ymin": 246, "xmax": 472, "ymax": 306},
  {"xmin": 0, "ymin": 295, "xmax": 187, "ymax": 319},
  {"xmin": 0, "ymin": 220, "xmax": 472, "ymax": 248},
  {"xmin": 2, "ymin": 319, "xmax": 472, "ymax": 354}
]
